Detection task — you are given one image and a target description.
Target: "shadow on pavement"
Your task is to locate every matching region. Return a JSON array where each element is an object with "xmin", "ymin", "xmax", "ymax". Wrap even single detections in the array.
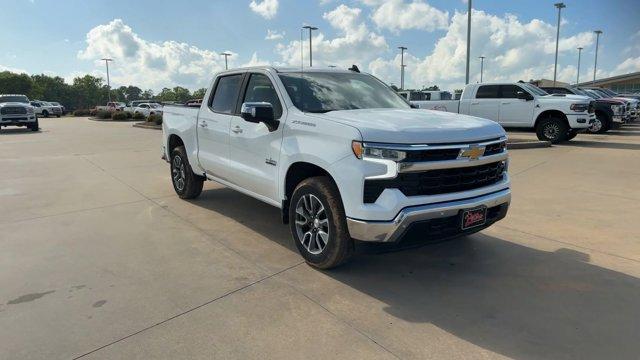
[
  {"xmin": 0, "ymin": 128, "xmax": 42, "ymax": 135},
  {"xmin": 192, "ymin": 188, "xmax": 640, "ymax": 359},
  {"xmin": 559, "ymin": 140, "xmax": 640, "ymax": 150}
]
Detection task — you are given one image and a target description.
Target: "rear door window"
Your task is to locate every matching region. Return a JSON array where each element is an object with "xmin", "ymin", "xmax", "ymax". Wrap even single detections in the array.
[
  {"xmin": 499, "ymin": 85, "xmax": 522, "ymax": 98},
  {"xmin": 210, "ymin": 74, "xmax": 243, "ymax": 114},
  {"xmin": 475, "ymin": 85, "xmax": 500, "ymax": 99}
]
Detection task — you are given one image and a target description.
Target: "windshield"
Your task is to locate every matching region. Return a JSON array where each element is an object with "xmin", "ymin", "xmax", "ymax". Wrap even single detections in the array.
[
  {"xmin": 599, "ymin": 88, "xmax": 617, "ymax": 96},
  {"xmin": 278, "ymin": 72, "xmax": 410, "ymax": 113},
  {"xmin": 574, "ymin": 88, "xmax": 597, "ymax": 99},
  {"xmin": 0, "ymin": 95, "xmax": 30, "ymax": 103},
  {"xmin": 522, "ymin": 83, "xmax": 548, "ymax": 96},
  {"xmin": 585, "ymin": 89, "xmax": 603, "ymax": 99}
]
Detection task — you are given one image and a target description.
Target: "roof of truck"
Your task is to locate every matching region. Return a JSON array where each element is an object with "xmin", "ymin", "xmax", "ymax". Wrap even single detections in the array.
[{"xmin": 216, "ymin": 66, "xmax": 359, "ymax": 75}]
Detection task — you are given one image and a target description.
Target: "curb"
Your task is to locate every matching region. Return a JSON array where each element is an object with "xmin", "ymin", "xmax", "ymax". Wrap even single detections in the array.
[
  {"xmin": 133, "ymin": 122, "xmax": 162, "ymax": 130},
  {"xmin": 507, "ymin": 140, "xmax": 551, "ymax": 149}
]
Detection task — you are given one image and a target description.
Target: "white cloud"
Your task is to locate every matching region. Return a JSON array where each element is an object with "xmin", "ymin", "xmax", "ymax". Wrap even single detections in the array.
[
  {"xmin": 368, "ymin": 0, "xmax": 449, "ymax": 33},
  {"xmin": 0, "ymin": 64, "xmax": 28, "ymax": 74},
  {"xmin": 275, "ymin": 4, "xmax": 388, "ymax": 68},
  {"xmin": 367, "ymin": 10, "xmax": 597, "ymax": 90},
  {"xmin": 265, "ymin": 29, "xmax": 284, "ymax": 40},
  {"xmin": 78, "ymin": 19, "xmax": 227, "ymax": 90},
  {"xmin": 615, "ymin": 57, "xmax": 640, "ymax": 74},
  {"xmin": 249, "ymin": 0, "xmax": 279, "ymax": 19},
  {"xmin": 242, "ymin": 52, "xmax": 270, "ymax": 67}
]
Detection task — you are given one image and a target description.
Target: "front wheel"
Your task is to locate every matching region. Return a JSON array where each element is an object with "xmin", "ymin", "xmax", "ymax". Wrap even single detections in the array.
[
  {"xmin": 587, "ymin": 114, "xmax": 610, "ymax": 134},
  {"xmin": 170, "ymin": 146, "xmax": 204, "ymax": 199},
  {"xmin": 29, "ymin": 119, "xmax": 39, "ymax": 131},
  {"xmin": 42, "ymin": 110, "xmax": 49, "ymax": 118},
  {"xmin": 289, "ymin": 176, "xmax": 353, "ymax": 269},
  {"xmin": 536, "ymin": 118, "xmax": 568, "ymax": 143}
]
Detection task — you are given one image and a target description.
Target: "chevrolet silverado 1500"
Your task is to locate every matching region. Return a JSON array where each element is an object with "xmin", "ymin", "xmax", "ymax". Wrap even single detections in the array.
[{"xmin": 163, "ymin": 67, "xmax": 511, "ymax": 268}]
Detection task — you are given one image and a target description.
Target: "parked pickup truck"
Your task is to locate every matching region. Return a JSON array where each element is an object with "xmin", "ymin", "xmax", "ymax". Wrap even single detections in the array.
[
  {"xmin": 162, "ymin": 67, "xmax": 511, "ymax": 268},
  {"xmin": 412, "ymin": 82, "xmax": 595, "ymax": 143},
  {"xmin": 0, "ymin": 94, "xmax": 38, "ymax": 131},
  {"xmin": 541, "ymin": 86, "xmax": 627, "ymax": 133}
]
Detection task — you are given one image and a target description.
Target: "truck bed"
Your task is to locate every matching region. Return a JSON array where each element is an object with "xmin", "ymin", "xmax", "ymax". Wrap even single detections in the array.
[{"xmin": 411, "ymin": 100, "xmax": 460, "ymax": 113}]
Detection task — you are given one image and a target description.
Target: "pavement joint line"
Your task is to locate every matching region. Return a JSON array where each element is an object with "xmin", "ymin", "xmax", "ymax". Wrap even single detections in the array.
[
  {"xmin": 0, "ymin": 199, "xmax": 149, "ymax": 226},
  {"xmin": 494, "ymin": 224, "xmax": 640, "ymax": 265},
  {"xmin": 275, "ymin": 270, "xmax": 404, "ymax": 360},
  {"xmin": 72, "ymin": 261, "xmax": 305, "ymax": 360}
]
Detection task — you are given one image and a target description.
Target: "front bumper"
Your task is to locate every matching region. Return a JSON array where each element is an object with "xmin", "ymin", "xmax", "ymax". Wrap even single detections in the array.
[
  {"xmin": 0, "ymin": 115, "xmax": 37, "ymax": 126},
  {"xmin": 347, "ymin": 188, "xmax": 511, "ymax": 242},
  {"xmin": 567, "ymin": 113, "xmax": 595, "ymax": 129}
]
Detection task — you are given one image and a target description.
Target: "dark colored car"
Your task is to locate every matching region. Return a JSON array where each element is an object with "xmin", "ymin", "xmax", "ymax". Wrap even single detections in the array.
[{"xmin": 541, "ymin": 86, "xmax": 626, "ymax": 133}]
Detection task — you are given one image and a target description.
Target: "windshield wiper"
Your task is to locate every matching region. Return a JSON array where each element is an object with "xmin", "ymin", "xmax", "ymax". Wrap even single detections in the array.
[{"xmin": 306, "ymin": 109, "xmax": 337, "ymax": 113}]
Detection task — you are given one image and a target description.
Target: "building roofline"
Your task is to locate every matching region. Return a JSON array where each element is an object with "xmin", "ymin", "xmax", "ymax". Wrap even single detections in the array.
[{"xmin": 576, "ymin": 71, "xmax": 640, "ymax": 86}]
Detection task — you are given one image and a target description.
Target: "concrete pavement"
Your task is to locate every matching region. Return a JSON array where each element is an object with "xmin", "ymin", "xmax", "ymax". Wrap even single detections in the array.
[{"xmin": 1, "ymin": 118, "xmax": 639, "ymax": 359}]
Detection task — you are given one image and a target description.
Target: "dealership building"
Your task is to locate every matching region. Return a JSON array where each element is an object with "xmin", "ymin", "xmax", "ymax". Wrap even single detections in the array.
[{"xmin": 577, "ymin": 71, "xmax": 640, "ymax": 93}]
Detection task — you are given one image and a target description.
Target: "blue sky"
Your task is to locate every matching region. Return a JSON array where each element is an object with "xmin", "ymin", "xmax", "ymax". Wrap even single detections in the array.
[{"xmin": 1, "ymin": 0, "xmax": 638, "ymax": 91}]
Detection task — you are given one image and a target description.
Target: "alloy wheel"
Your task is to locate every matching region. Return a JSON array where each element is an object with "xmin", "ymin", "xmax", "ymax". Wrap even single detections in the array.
[
  {"xmin": 543, "ymin": 123, "xmax": 560, "ymax": 141},
  {"xmin": 172, "ymin": 155, "xmax": 186, "ymax": 191},
  {"xmin": 295, "ymin": 194, "xmax": 329, "ymax": 255},
  {"xmin": 589, "ymin": 117, "xmax": 603, "ymax": 133}
]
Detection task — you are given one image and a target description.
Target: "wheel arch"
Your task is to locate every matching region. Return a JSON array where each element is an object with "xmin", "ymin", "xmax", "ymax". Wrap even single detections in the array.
[
  {"xmin": 167, "ymin": 134, "xmax": 184, "ymax": 154},
  {"xmin": 282, "ymin": 161, "xmax": 340, "ymax": 224},
  {"xmin": 534, "ymin": 109, "xmax": 569, "ymax": 129}
]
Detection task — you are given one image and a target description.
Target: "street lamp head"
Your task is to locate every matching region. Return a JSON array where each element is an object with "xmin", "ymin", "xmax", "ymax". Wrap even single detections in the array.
[
  {"xmin": 398, "ymin": 46, "xmax": 407, "ymax": 51},
  {"xmin": 554, "ymin": 2, "xmax": 566, "ymax": 8},
  {"xmin": 478, "ymin": 56, "xmax": 485, "ymax": 59},
  {"xmin": 101, "ymin": 58, "xmax": 113, "ymax": 62},
  {"xmin": 594, "ymin": 30, "xmax": 603, "ymax": 35},
  {"xmin": 577, "ymin": 47, "xmax": 583, "ymax": 51},
  {"xmin": 303, "ymin": 25, "xmax": 318, "ymax": 30},
  {"xmin": 220, "ymin": 52, "xmax": 231, "ymax": 56}
]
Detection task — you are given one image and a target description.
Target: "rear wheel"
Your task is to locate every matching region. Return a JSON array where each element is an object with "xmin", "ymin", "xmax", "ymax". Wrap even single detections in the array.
[
  {"xmin": 170, "ymin": 146, "xmax": 204, "ymax": 199},
  {"xmin": 536, "ymin": 117, "xmax": 568, "ymax": 143},
  {"xmin": 289, "ymin": 176, "xmax": 353, "ymax": 269}
]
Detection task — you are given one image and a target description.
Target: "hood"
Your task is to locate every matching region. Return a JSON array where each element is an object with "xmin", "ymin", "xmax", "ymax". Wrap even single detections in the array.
[
  {"xmin": 595, "ymin": 98, "xmax": 625, "ymax": 105},
  {"xmin": 540, "ymin": 94, "xmax": 590, "ymax": 102},
  {"xmin": 0, "ymin": 102, "xmax": 31, "ymax": 107},
  {"xmin": 311, "ymin": 108, "xmax": 505, "ymax": 144},
  {"xmin": 613, "ymin": 97, "xmax": 639, "ymax": 104}
]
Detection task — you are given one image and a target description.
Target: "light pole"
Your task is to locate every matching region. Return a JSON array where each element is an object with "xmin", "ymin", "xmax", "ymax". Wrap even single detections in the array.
[
  {"xmin": 221, "ymin": 52, "xmax": 231, "ymax": 70},
  {"xmin": 302, "ymin": 25, "xmax": 318, "ymax": 67},
  {"xmin": 552, "ymin": 2, "xmax": 566, "ymax": 87},
  {"xmin": 576, "ymin": 47, "xmax": 583, "ymax": 84},
  {"xmin": 478, "ymin": 56, "xmax": 485, "ymax": 83},
  {"xmin": 593, "ymin": 30, "xmax": 602, "ymax": 84},
  {"xmin": 398, "ymin": 46, "xmax": 407, "ymax": 90},
  {"xmin": 465, "ymin": 0, "xmax": 472, "ymax": 84},
  {"xmin": 101, "ymin": 58, "xmax": 113, "ymax": 102}
]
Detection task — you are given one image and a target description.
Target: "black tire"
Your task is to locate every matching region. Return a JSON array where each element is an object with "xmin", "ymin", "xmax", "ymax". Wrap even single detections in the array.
[
  {"xmin": 42, "ymin": 110, "xmax": 49, "ymax": 118},
  {"xmin": 588, "ymin": 113, "xmax": 611, "ymax": 134},
  {"xmin": 56, "ymin": 115, "xmax": 61, "ymax": 118},
  {"xmin": 289, "ymin": 176, "xmax": 354, "ymax": 269},
  {"xmin": 170, "ymin": 146, "xmax": 204, "ymax": 199},
  {"xmin": 566, "ymin": 129, "xmax": 578, "ymax": 140},
  {"xmin": 536, "ymin": 117, "xmax": 568, "ymax": 143},
  {"xmin": 29, "ymin": 119, "xmax": 39, "ymax": 131}
]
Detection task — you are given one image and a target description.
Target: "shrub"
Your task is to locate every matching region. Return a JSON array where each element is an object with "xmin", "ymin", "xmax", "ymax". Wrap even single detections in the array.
[
  {"xmin": 132, "ymin": 112, "xmax": 145, "ymax": 120},
  {"xmin": 96, "ymin": 110, "xmax": 111, "ymax": 119},
  {"xmin": 73, "ymin": 109, "xmax": 90, "ymax": 116},
  {"xmin": 148, "ymin": 114, "xmax": 163, "ymax": 125},
  {"xmin": 111, "ymin": 111, "xmax": 128, "ymax": 120},
  {"xmin": 124, "ymin": 111, "xmax": 133, "ymax": 119}
]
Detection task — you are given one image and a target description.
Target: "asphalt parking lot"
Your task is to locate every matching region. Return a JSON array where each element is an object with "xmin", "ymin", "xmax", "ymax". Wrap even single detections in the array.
[{"xmin": 1, "ymin": 117, "xmax": 639, "ymax": 359}]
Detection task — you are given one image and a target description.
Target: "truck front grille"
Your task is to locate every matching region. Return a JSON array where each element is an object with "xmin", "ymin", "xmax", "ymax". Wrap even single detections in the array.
[
  {"xmin": 588, "ymin": 101, "xmax": 595, "ymax": 113},
  {"xmin": 402, "ymin": 140, "xmax": 506, "ymax": 162},
  {"xmin": 363, "ymin": 161, "xmax": 506, "ymax": 203},
  {"xmin": 1, "ymin": 106, "xmax": 27, "ymax": 115}
]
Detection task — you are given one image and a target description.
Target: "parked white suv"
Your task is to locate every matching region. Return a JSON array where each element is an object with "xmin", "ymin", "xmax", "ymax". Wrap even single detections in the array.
[
  {"xmin": 162, "ymin": 67, "xmax": 511, "ymax": 268},
  {"xmin": 413, "ymin": 82, "xmax": 595, "ymax": 143},
  {"xmin": 133, "ymin": 103, "xmax": 163, "ymax": 117},
  {"xmin": 30, "ymin": 100, "xmax": 62, "ymax": 118},
  {"xmin": 0, "ymin": 94, "xmax": 38, "ymax": 131}
]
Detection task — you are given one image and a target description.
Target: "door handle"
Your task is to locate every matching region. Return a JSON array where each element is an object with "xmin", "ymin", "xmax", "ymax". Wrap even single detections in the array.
[
  {"xmin": 232, "ymin": 126, "xmax": 243, "ymax": 134},
  {"xmin": 199, "ymin": 121, "xmax": 208, "ymax": 128},
  {"xmin": 471, "ymin": 102, "xmax": 479, "ymax": 105},
  {"xmin": 501, "ymin": 102, "xmax": 510, "ymax": 105}
]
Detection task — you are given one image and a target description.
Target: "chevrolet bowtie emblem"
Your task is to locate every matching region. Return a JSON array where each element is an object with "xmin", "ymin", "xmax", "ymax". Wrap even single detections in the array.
[{"xmin": 459, "ymin": 145, "xmax": 485, "ymax": 160}]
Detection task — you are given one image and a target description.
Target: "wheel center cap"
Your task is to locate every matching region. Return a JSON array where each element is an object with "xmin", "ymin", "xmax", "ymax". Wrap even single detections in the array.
[{"xmin": 313, "ymin": 219, "xmax": 320, "ymax": 228}]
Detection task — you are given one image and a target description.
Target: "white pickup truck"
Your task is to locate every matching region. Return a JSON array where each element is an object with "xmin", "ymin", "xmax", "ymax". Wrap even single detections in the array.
[
  {"xmin": 163, "ymin": 67, "xmax": 511, "ymax": 268},
  {"xmin": 412, "ymin": 82, "xmax": 595, "ymax": 143}
]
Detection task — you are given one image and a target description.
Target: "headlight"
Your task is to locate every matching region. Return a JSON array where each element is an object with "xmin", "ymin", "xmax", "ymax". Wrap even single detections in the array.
[
  {"xmin": 26, "ymin": 107, "xmax": 34, "ymax": 114},
  {"xmin": 570, "ymin": 103, "xmax": 588, "ymax": 112},
  {"xmin": 611, "ymin": 104, "xmax": 623, "ymax": 115},
  {"xmin": 352, "ymin": 141, "xmax": 406, "ymax": 161}
]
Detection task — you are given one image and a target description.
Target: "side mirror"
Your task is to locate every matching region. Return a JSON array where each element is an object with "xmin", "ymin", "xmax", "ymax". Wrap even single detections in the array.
[
  {"xmin": 240, "ymin": 102, "xmax": 279, "ymax": 131},
  {"xmin": 516, "ymin": 91, "xmax": 533, "ymax": 101}
]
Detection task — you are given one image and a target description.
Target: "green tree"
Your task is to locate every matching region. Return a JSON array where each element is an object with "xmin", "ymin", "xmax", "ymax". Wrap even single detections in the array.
[
  {"xmin": 192, "ymin": 88, "xmax": 207, "ymax": 99},
  {"xmin": 0, "ymin": 71, "xmax": 34, "ymax": 96},
  {"xmin": 172, "ymin": 86, "xmax": 191, "ymax": 103},
  {"xmin": 72, "ymin": 75, "xmax": 105, "ymax": 109},
  {"xmin": 124, "ymin": 86, "xmax": 143, "ymax": 102},
  {"xmin": 422, "ymin": 85, "xmax": 440, "ymax": 91},
  {"xmin": 141, "ymin": 89, "xmax": 154, "ymax": 99}
]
